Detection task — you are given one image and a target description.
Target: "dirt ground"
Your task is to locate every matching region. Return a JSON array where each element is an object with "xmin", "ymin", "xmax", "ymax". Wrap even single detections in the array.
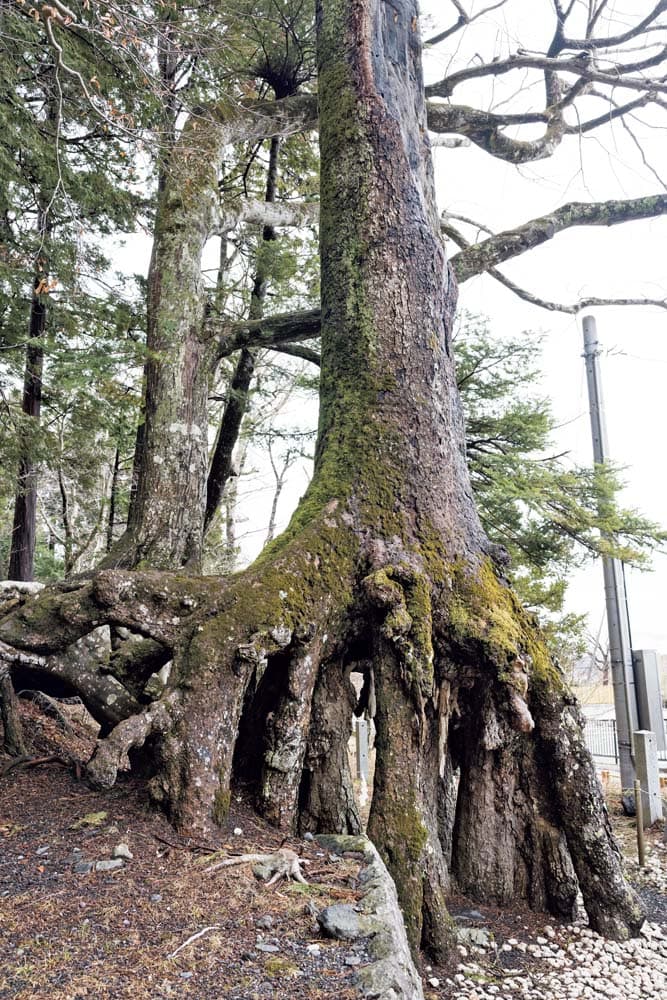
[
  {"xmin": 0, "ymin": 702, "xmax": 366, "ymax": 1000},
  {"xmin": 1, "ymin": 700, "xmax": 665, "ymax": 1000}
]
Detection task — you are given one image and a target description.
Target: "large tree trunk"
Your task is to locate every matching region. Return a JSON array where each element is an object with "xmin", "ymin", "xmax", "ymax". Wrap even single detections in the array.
[{"xmin": 0, "ymin": 0, "xmax": 643, "ymax": 964}]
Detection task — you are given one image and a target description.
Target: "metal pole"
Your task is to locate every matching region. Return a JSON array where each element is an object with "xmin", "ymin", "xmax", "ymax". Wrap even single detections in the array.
[{"xmin": 582, "ymin": 315, "xmax": 639, "ymax": 812}]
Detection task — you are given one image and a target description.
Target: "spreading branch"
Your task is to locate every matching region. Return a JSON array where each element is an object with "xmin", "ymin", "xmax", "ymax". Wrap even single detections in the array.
[
  {"xmin": 215, "ymin": 198, "xmax": 318, "ymax": 235},
  {"xmin": 426, "ymin": 102, "xmax": 565, "ymax": 163},
  {"xmin": 450, "ymin": 195, "xmax": 667, "ymax": 282},
  {"xmin": 426, "ymin": 50, "xmax": 667, "ymax": 101},
  {"xmin": 443, "ymin": 216, "xmax": 667, "ymax": 313},
  {"xmin": 211, "ymin": 308, "xmax": 321, "ymax": 359}
]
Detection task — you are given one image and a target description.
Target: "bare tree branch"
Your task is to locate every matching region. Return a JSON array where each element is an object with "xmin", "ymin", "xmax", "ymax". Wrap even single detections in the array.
[
  {"xmin": 270, "ymin": 342, "xmax": 321, "ymax": 365},
  {"xmin": 450, "ymin": 195, "xmax": 667, "ymax": 282},
  {"xmin": 563, "ymin": 1, "xmax": 667, "ymax": 50},
  {"xmin": 443, "ymin": 217, "xmax": 667, "ymax": 313},
  {"xmin": 210, "ymin": 308, "xmax": 322, "ymax": 359},
  {"xmin": 486, "ymin": 269, "xmax": 667, "ymax": 314},
  {"xmin": 426, "ymin": 101, "xmax": 565, "ymax": 163},
  {"xmin": 215, "ymin": 198, "xmax": 318, "ymax": 235},
  {"xmin": 426, "ymin": 50, "xmax": 667, "ymax": 100},
  {"xmin": 428, "ymin": 135, "xmax": 472, "ymax": 148},
  {"xmin": 423, "ymin": 1, "xmax": 510, "ymax": 48}
]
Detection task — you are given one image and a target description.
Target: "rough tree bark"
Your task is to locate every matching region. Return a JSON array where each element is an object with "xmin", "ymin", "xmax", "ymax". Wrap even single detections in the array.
[
  {"xmin": 103, "ymin": 95, "xmax": 317, "ymax": 572},
  {"xmin": 0, "ymin": 0, "xmax": 643, "ymax": 963}
]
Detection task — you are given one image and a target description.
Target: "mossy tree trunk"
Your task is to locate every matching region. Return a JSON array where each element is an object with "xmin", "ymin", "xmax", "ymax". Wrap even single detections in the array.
[
  {"xmin": 0, "ymin": 0, "xmax": 643, "ymax": 963},
  {"xmin": 106, "ymin": 99, "xmax": 316, "ymax": 572},
  {"xmin": 106, "ymin": 115, "xmax": 220, "ymax": 572}
]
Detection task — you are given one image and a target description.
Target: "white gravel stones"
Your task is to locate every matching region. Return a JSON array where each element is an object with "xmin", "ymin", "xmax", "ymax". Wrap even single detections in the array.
[{"xmin": 434, "ymin": 920, "xmax": 667, "ymax": 1000}]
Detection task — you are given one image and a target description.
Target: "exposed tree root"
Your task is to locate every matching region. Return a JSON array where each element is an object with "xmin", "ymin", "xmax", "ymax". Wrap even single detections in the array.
[
  {"xmin": 0, "ymin": 632, "xmax": 139, "ymax": 733},
  {"xmin": 205, "ymin": 847, "xmax": 309, "ymax": 884},
  {"xmin": 0, "ymin": 528, "xmax": 645, "ymax": 951},
  {"xmin": 86, "ymin": 690, "xmax": 180, "ymax": 789},
  {"xmin": 0, "ymin": 753, "xmax": 82, "ymax": 778}
]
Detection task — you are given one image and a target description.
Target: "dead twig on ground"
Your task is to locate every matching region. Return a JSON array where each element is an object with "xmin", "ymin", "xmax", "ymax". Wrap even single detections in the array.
[
  {"xmin": 0, "ymin": 753, "xmax": 81, "ymax": 778},
  {"xmin": 167, "ymin": 924, "xmax": 222, "ymax": 959}
]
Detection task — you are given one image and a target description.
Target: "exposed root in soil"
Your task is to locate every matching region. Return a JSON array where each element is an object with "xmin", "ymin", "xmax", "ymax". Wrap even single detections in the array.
[{"xmin": 205, "ymin": 847, "xmax": 310, "ymax": 884}]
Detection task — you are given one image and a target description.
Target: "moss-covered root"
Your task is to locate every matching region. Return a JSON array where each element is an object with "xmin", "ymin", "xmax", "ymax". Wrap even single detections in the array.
[
  {"xmin": 446, "ymin": 558, "xmax": 642, "ymax": 938},
  {"xmin": 535, "ymin": 692, "xmax": 645, "ymax": 940},
  {"xmin": 367, "ymin": 634, "xmax": 455, "ymax": 963},
  {"xmin": 148, "ymin": 624, "xmax": 257, "ymax": 836}
]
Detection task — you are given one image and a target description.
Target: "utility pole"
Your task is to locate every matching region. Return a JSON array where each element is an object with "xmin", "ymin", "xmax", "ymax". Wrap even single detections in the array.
[{"xmin": 582, "ymin": 315, "xmax": 639, "ymax": 812}]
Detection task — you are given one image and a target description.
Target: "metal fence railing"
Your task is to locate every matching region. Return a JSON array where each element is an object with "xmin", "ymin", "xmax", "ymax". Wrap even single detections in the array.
[
  {"xmin": 584, "ymin": 718, "xmax": 619, "ymax": 763},
  {"xmin": 583, "ymin": 716, "xmax": 667, "ymax": 765}
]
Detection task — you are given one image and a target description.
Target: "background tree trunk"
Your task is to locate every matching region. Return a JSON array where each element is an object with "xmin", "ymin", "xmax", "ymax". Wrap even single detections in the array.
[{"xmin": 7, "ymin": 207, "xmax": 50, "ymax": 581}]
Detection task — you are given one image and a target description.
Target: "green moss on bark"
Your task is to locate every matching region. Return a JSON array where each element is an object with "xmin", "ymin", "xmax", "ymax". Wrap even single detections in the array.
[
  {"xmin": 375, "ymin": 795, "xmax": 429, "ymax": 949},
  {"xmin": 447, "ymin": 558, "xmax": 564, "ymax": 694}
]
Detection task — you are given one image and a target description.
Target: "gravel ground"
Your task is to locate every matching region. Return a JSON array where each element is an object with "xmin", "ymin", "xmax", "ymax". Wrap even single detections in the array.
[
  {"xmin": 422, "ymin": 838, "xmax": 667, "ymax": 999},
  {"xmin": 423, "ymin": 916, "xmax": 666, "ymax": 999}
]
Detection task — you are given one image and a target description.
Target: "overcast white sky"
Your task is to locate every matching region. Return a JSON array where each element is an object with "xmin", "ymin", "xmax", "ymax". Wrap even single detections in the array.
[{"xmin": 420, "ymin": 0, "xmax": 667, "ymax": 654}]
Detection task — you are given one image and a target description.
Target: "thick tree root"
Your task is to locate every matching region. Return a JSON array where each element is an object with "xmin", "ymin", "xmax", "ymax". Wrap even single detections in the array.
[
  {"xmin": 257, "ymin": 630, "xmax": 324, "ymax": 830},
  {"xmin": 0, "ymin": 540, "xmax": 645, "ymax": 950},
  {"xmin": 452, "ymin": 689, "xmax": 578, "ymax": 918},
  {"xmin": 536, "ymin": 692, "xmax": 644, "ymax": 939},
  {"xmin": 86, "ymin": 691, "xmax": 180, "ymax": 789},
  {"xmin": 0, "ymin": 632, "xmax": 139, "ymax": 733},
  {"xmin": 299, "ymin": 655, "xmax": 362, "ymax": 836}
]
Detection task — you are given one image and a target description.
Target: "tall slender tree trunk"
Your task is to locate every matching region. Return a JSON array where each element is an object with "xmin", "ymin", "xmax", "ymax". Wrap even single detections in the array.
[
  {"xmin": 102, "ymin": 119, "xmax": 218, "ymax": 571},
  {"xmin": 205, "ymin": 135, "xmax": 283, "ymax": 534},
  {"xmin": 106, "ymin": 445, "xmax": 121, "ymax": 553},
  {"xmin": 7, "ymin": 205, "xmax": 51, "ymax": 581},
  {"xmin": 107, "ymin": 16, "xmax": 211, "ymax": 572}
]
